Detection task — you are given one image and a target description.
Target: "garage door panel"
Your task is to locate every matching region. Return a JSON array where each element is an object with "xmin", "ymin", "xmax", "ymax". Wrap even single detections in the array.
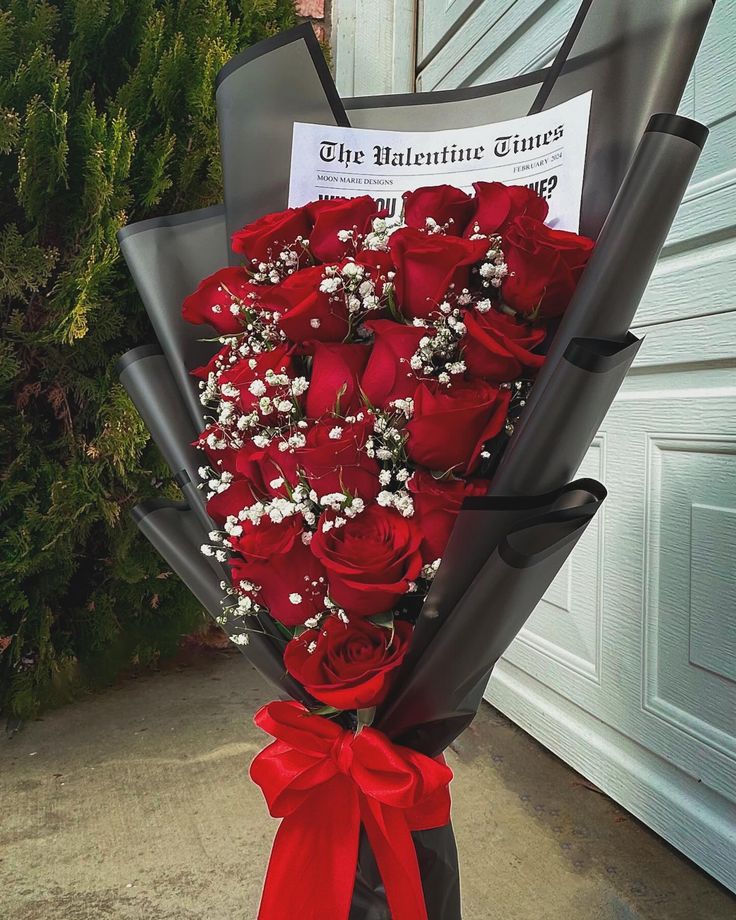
[
  {"xmin": 418, "ymin": 0, "xmax": 574, "ymax": 91},
  {"xmin": 503, "ymin": 439, "xmax": 605, "ymax": 688},
  {"xmin": 694, "ymin": 0, "xmax": 736, "ymax": 125},
  {"xmin": 643, "ymin": 436, "xmax": 736, "ymax": 752},
  {"xmin": 418, "ymin": 0, "xmax": 517, "ymax": 69},
  {"xmin": 636, "ymin": 237, "xmax": 736, "ymax": 327}
]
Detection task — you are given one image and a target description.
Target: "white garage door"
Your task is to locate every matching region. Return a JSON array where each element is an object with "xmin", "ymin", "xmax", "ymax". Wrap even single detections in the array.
[{"xmin": 333, "ymin": 0, "xmax": 736, "ymax": 890}]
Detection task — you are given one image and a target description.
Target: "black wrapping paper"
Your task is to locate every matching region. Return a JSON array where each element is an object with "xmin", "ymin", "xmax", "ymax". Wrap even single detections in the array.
[
  {"xmin": 492, "ymin": 335, "xmax": 643, "ymax": 496},
  {"xmin": 378, "ymin": 483, "xmax": 606, "ymax": 755},
  {"xmin": 510, "ymin": 115, "xmax": 708, "ymax": 402},
  {"xmin": 400, "ymin": 479, "xmax": 607, "ymax": 678},
  {"xmin": 216, "ymin": 24, "xmax": 349, "ymax": 248},
  {"xmin": 118, "ymin": 346, "xmax": 203, "ymax": 498},
  {"xmin": 373, "ymin": 53, "xmax": 708, "ymax": 757},
  {"xmin": 350, "ymin": 824, "xmax": 462, "ymax": 920},
  {"xmin": 118, "ymin": 206, "xmax": 227, "ymax": 429}
]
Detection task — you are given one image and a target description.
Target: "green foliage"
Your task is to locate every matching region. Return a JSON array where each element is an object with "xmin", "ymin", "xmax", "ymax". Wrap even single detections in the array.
[{"xmin": 0, "ymin": 0, "xmax": 297, "ymax": 718}]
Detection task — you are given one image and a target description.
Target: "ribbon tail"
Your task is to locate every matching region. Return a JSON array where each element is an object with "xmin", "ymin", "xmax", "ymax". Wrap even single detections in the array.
[
  {"xmin": 361, "ymin": 798, "xmax": 429, "ymax": 920},
  {"xmin": 258, "ymin": 776, "xmax": 360, "ymax": 920}
]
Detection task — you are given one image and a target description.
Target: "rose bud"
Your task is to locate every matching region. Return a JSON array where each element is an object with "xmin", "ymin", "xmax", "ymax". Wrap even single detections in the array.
[
  {"xmin": 501, "ymin": 215, "xmax": 594, "ymax": 317},
  {"xmin": 461, "ymin": 309, "xmax": 546, "ymax": 382},
  {"xmin": 231, "ymin": 205, "xmax": 312, "ymax": 265},
  {"xmin": 229, "ymin": 518, "xmax": 327, "ymax": 627},
  {"xmin": 402, "ymin": 184, "xmax": 474, "ymax": 236},
  {"xmin": 360, "ymin": 319, "xmax": 426, "ymax": 409},
  {"xmin": 307, "ymin": 196, "xmax": 383, "ymax": 263},
  {"xmin": 206, "ymin": 476, "xmax": 262, "ymax": 526},
  {"xmin": 408, "ymin": 469, "xmax": 489, "ymax": 564},
  {"xmin": 298, "ymin": 416, "xmax": 380, "ymax": 503},
  {"xmin": 182, "ymin": 266, "xmax": 256, "ymax": 333},
  {"xmin": 284, "ymin": 616, "xmax": 412, "ymax": 710},
  {"xmin": 406, "ymin": 379, "xmax": 512, "ymax": 475},
  {"xmin": 465, "ymin": 181, "xmax": 549, "ymax": 237},
  {"xmin": 270, "ymin": 265, "xmax": 350, "ymax": 345},
  {"xmin": 389, "ymin": 228, "xmax": 487, "ymax": 320},
  {"xmin": 306, "ymin": 342, "xmax": 370, "ymax": 418},
  {"xmin": 311, "ymin": 505, "xmax": 423, "ymax": 617}
]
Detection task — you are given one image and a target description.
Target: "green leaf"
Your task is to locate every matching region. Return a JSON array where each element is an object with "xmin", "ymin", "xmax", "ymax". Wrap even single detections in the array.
[
  {"xmin": 368, "ymin": 611, "xmax": 395, "ymax": 630},
  {"xmin": 308, "ymin": 705, "xmax": 343, "ymax": 718}
]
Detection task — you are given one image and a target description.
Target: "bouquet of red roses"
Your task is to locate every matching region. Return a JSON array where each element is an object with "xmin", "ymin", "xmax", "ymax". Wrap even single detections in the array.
[
  {"xmin": 185, "ymin": 182, "xmax": 593, "ymax": 713},
  {"xmin": 116, "ymin": 7, "xmax": 710, "ymax": 916}
]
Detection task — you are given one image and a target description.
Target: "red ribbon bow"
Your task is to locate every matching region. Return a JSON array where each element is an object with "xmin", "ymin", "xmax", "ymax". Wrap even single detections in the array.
[{"xmin": 250, "ymin": 700, "xmax": 453, "ymax": 920}]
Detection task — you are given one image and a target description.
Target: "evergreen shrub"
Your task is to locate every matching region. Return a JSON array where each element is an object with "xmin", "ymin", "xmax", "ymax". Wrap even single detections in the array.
[{"xmin": 0, "ymin": 0, "xmax": 297, "ymax": 718}]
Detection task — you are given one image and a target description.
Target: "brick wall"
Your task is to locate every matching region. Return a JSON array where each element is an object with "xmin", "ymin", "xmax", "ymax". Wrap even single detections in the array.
[{"xmin": 296, "ymin": 0, "xmax": 329, "ymax": 43}]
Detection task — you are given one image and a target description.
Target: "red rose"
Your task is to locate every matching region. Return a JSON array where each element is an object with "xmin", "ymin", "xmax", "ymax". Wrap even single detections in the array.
[
  {"xmin": 206, "ymin": 476, "xmax": 261, "ymax": 525},
  {"xmin": 502, "ymin": 216, "xmax": 594, "ymax": 317},
  {"xmin": 360, "ymin": 319, "xmax": 426, "ymax": 409},
  {"xmin": 389, "ymin": 228, "xmax": 487, "ymax": 320},
  {"xmin": 298, "ymin": 416, "xmax": 380, "ymax": 502},
  {"xmin": 248, "ymin": 437, "xmax": 302, "ymax": 498},
  {"xmin": 229, "ymin": 518, "xmax": 326, "ymax": 626},
  {"xmin": 402, "ymin": 185, "xmax": 474, "ymax": 236},
  {"xmin": 355, "ymin": 247, "xmax": 394, "ymax": 278},
  {"xmin": 306, "ymin": 342, "xmax": 370, "ymax": 418},
  {"xmin": 232, "ymin": 439, "xmax": 270, "ymax": 490},
  {"xmin": 461, "ymin": 309, "xmax": 546, "ymax": 381},
  {"xmin": 230, "ymin": 514, "xmax": 300, "ymax": 559},
  {"xmin": 406, "ymin": 380, "xmax": 511, "ymax": 474},
  {"xmin": 308, "ymin": 196, "xmax": 381, "ymax": 263},
  {"xmin": 217, "ymin": 344, "xmax": 297, "ymax": 414},
  {"xmin": 284, "ymin": 617, "xmax": 412, "ymax": 709},
  {"xmin": 408, "ymin": 470, "xmax": 489, "ymax": 563},
  {"xmin": 311, "ymin": 505, "xmax": 423, "ymax": 617},
  {"xmin": 465, "ymin": 182, "xmax": 548, "ymax": 237},
  {"xmin": 271, "ymin": 265, "xmax": 350, "ymax": 345},
  {"xmin": 231, "ymin": 206, "xmax": 312, "ymax": 265},
  {"xmin": 182, "ymin": 266, "xmax": 256, "ymax": 333}
]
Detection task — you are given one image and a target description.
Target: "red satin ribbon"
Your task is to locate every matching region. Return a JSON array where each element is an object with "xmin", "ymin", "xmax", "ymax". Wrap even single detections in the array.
[{"xmin": 250, "ymin": 700, "xmax": 453, "ymax": 920}]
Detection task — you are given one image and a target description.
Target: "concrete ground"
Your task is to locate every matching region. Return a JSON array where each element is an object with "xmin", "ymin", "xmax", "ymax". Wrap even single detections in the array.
[{"xmin": 1, "ymin": 648, "xmax": 734, "ymax": 920}]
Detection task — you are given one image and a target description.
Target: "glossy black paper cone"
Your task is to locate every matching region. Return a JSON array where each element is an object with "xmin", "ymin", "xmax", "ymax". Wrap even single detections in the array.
[
  {"xmin": 378, "ymin": 484, "xmax": 606, "ymax": 756},
  {"xmin": 404, "ymin": 478, "xmax": 605, "ymax": 676},
  {"xmin": 216, "ymin": 23, "xmax": 349, "ymax": 249},
  {"xmin": 493, "ymin": 335, "xmax": 643, "ymax": 496},
  {"xmin": 118, "ymin": 206, "xmax": 228, "ymax": 429},
  {"xmin": 491, "ymin": 118, "xmax": 705, "ymax": 497},
  {"xmin": 133, "ymin": 499, "xmax": 304, "ymax": 701},
  {"xmin": 349, "ymin": 823, "xmax": 462, "ymax": 920},
  {"xmin": 118, "ymin": 346, "xmax": 206, "ymax": 514}
]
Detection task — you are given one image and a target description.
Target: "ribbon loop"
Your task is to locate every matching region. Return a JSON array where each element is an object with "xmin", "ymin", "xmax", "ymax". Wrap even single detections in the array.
[{"xmin": 251, "ymin": 701, "xmax": 453, "ymax": 920}]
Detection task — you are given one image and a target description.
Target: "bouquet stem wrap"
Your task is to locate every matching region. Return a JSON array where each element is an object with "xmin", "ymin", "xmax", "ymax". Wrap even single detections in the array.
[{"xmin": 251, "ymin": 701, "xmax": 453, "ymax": 920}]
